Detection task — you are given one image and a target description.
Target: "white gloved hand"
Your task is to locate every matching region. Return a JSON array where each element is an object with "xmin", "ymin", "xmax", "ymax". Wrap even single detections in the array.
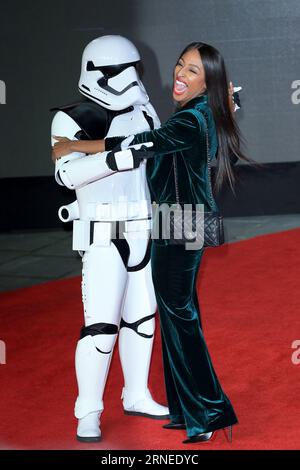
[
  {"xmin": 106, "ymin": 142, "xmax": 154, "ymax": 171},
  {"xmin": 233, "ymin": 86, "xmax": 242, "ymax": 111}
]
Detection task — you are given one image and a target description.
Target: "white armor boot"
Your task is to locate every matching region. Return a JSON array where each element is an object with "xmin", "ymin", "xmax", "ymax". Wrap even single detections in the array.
[
  {"xmin": 75, "ymin": 331, "xmax": 117, "ymax": 442},
  {"xmin": 122, "ymin": 388, "xmax": 169, "ymax": 419},
  {"xmin": 76, "ymin": 411, "xmax": 102, "ymax": 443}
]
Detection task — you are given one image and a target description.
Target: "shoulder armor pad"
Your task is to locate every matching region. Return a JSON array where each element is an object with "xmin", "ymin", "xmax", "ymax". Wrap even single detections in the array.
[
  {"xmin": 50, "ymin": 100, "xmax": 134, "ymax": 140},
  {"xmin": 50, "ymin": 100, "xmax": 112, "ymax": 140}
]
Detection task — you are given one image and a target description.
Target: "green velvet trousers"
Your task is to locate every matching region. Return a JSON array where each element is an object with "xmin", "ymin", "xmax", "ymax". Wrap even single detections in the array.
[{"xmin": 151, "ymin": 240, "xmax": 238, "ymax": 438}]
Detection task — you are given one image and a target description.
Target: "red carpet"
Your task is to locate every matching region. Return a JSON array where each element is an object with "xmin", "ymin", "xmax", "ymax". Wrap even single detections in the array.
[{"xmin": 1, "ymin": 228, "xmax": 300, "ymax": 450}]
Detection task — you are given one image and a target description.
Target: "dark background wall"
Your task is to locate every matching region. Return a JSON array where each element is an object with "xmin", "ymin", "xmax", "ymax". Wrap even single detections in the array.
[{"xmin": 0, "ymin": 0, "xmax": 300, "ymax": 230}]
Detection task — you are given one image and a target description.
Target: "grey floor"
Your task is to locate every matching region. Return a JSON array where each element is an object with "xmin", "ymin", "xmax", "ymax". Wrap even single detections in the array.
[{"xmin": 0, "ymin": 214, "xmax": 299, "ymax": 293}]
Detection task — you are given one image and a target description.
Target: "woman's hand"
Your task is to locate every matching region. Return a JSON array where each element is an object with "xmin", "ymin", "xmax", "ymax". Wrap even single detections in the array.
[
  {"xmin": 52, "ymin": 136, "xmax": 73, "ymax": 162},
  {"xmin": 228, "ymin": 81, "xmax": 235, "ymax": 114}
]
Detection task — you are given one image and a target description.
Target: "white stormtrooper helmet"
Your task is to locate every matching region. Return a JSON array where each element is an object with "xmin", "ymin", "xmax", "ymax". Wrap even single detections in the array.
[{"xmin": 78, "ymin": 35, "xmax": 149, "ymax": 110}]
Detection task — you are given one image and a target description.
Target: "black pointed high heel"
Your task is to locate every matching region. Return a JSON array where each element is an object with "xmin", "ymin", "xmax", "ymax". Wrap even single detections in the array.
[
  {"xmin": 182, "ymin": 425, "xmax": 232, "ymax": 444},
  {"xmin": 163, "ymin": 422, "xmax": 186, "ymax": 430}
]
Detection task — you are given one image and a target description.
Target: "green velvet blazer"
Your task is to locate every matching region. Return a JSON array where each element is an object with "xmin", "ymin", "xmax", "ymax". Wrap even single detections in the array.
[{"xmin": 105, "ymin": 93, "xmax": 219, "ymax": 212}]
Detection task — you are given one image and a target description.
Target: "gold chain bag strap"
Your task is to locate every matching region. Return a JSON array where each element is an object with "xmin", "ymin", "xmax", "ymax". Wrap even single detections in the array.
[{"xmin": 169, "ymin": 109, "xmax": 225, "ymax": 247}]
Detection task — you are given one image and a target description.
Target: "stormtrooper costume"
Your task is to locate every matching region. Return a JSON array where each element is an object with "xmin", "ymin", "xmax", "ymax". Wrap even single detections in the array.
[{"xmin": 51, "ymin": 36, "xmax": 169, "ymax": 442}]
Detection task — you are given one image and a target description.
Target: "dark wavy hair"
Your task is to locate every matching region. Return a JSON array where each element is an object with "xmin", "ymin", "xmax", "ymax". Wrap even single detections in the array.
[{"xmin": 176, "ymin": 42, "xmax": 261, "ymax": 195}]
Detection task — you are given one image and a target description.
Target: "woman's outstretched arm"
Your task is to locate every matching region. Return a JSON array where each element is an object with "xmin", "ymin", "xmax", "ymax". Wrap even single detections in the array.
[
  {"xmin": 105, "ymin": 111, "xmax": 200, "ymax": 155},
  {"xmin": 52, "ymin": 110, "xmax": 200, "ymax": 160},
  {"xmin": 52, "ymin": 136, "xmax": 105, "ymax": 161}
]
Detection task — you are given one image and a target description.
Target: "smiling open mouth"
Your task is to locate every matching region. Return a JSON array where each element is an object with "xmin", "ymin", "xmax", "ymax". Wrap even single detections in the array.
[{"xmin": 174, "ymin": 79, "xmax": 188, "ymax": 94}]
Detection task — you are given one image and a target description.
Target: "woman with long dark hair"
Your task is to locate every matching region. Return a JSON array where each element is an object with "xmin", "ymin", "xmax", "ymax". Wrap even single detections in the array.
[{"xmin": 53, "ymin": 41, "xmax": 257, "ymax": 444}]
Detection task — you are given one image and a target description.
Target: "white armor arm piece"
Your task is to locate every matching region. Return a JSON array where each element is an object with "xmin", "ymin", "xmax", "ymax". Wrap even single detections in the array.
[
  {"xmin": 57, "ymin": 151, "xmax": 117, "ymax": 190},
  {"xmin": 117, "ymin": 102, "xmax": 161, "ymax": 150},
  {"xmin": 52, "ymin": 110, "xmax": 117, "ymax": 189},
  {"xmin": 56, "ymin": 143, "xmax": 154, "ymax": 190},
  {"xmin": 51, "ymin": 111, "xmax": 86, "ymax": 186},
  {"xmin": 143, "ymin": 102, "xmax": 161, "ymax": 129},
  {"xmin": 51, "ymin": 110, "xmax": 151, "ymax": 190}
]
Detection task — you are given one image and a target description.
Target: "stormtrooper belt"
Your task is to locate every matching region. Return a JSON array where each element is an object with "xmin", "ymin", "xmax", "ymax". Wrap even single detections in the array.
[{"xmin": 72, "ymin": 218, "xmax": 152, "ymax": 251}]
